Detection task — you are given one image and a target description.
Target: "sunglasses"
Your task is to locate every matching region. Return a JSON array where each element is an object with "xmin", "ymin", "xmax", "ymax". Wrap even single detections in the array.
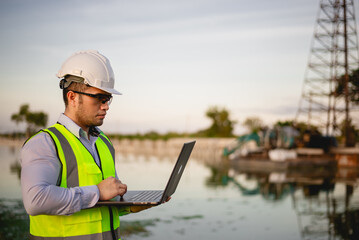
[{"xmin": 71, "ymin": 90, "xmax": 113, "ymax": 105}]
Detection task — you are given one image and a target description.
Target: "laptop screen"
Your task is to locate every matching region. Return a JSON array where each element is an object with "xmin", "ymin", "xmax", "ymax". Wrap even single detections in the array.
[{"xmin": 160, "ymin": 141, "xmax": 196, "ymax": 202}]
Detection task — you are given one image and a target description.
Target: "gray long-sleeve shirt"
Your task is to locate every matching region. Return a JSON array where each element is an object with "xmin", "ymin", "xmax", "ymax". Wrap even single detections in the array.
[{"xmin": 21, "ymin": 114, "xmax": 107, "ymax": 216}]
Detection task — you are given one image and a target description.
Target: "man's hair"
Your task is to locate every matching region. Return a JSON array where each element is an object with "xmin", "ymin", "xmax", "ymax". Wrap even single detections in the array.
[{"xmin": 63, "ymin": 82, "xmax": 91, "ymax": 106}]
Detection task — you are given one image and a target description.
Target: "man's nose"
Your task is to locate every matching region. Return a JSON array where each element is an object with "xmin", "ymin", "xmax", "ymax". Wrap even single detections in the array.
[{"xmin": 101, "ymin": 102, "xmax": 110, "ymax": 110}]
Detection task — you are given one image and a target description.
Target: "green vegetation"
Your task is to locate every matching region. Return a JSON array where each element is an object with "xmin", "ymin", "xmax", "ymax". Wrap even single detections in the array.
[
  {"xmin": 335, "ymin": 68, "xmax": 359, "ymax": 146},
  {"xmin": 120, "ymin": 218, "xmax": 160, "ymax": 238},
  {"xmin": 339, "ymin": 118, "xmax": 359, "ymax": 146},
  {"xmin": 4, "ymin": 103, "xmax": 358, "ymax": 145},
  {"xmin": 243, "ymin": 116, "xmax": 263, "ymax": 133},
  {"xmin": 0, "ymin": 199, "xmax": 29, "ymax": 240},
  {"xmin": 173, "ymin": 215, "xmax": 204, "ymax": 220},
  {"xmin": 110, "ymin": 106, "xmax": 237, "ymax": 140},
  {"xmin": 5, "ymin": 104, "xmax": 238, "ymax": 140},
  {"xmin": 336, "ymin": 68, "xmax": 359, "ymax": 104},
  {"xmin": 275, "ymin": 120, "xmax": 319, "ymax": 137},
  {"xmin": 0, "ymin": 132, "xmax": 26, "ymax": 139},
  {"xmin": 108, "ymin": 131, "xmax": 194, "ymax": 141},
  {"xmin": 196, "ymin": 106, "xmax": 236, "ymax": 137},
  {"xmin": 11, "ymin": 104, "xmax": 48, "ymax": 138}
]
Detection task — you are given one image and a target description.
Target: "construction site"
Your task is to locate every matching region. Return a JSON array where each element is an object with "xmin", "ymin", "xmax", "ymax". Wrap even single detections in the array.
[
  {"xmin": 218, "ymin": 2, "xmax": 359, "ymax": 238},
  {"xmin": 224, "ymin": 0, "xmax": 359, "ymax": 170}
]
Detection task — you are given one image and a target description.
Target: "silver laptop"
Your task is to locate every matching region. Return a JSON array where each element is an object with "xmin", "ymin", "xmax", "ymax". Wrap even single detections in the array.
[{"xmin": 96, "ymin": 140, "xmax": 196, "ymax": 206}]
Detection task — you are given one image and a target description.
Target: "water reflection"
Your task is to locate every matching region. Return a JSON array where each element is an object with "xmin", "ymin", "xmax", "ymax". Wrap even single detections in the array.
[
  {"xmin": 1, "ymin": 141, "xmax": 359, "ymax": 240},
  {"xmin": 201, "ymin": 152, "xmax": 359, "ymax": 240},
  {"xmin": 333, "ymin": 209, "xmax": 359, "ymax": 239},
  {"xmin": 10, "ymin": 160, "xmax": 21, "ymax": 180}
]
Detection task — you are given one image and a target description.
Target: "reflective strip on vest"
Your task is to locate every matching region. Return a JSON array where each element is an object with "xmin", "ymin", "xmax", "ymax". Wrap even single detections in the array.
[
  {"xmin": 30, "ymin": 227, "xmax": 120, "ymax": 240},
  {"xmin": 48, "ymin": 126, "xmax": 79, "ymax": 187},
  {"xmin": 29, "ymin": 124, "xmax": 120, "ymax": 240},
  {"xmin": 99, "ymin": 134, "xmax": 115, "ymax": 162}
]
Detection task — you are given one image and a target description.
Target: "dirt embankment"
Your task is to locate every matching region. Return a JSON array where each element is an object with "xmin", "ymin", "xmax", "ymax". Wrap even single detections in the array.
[
  {"xmin": 112, "ymin": 138, "xmax": 235, "ymax": 163},
  {"xmin": 0, "ymin": 137, "xmax": 25, "ymax": 148}
]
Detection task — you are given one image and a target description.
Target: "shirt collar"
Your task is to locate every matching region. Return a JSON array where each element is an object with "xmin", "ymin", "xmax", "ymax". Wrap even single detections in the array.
[{"xmin": 57, "ymin": 113, "xmax": 101, "ymax": 139}]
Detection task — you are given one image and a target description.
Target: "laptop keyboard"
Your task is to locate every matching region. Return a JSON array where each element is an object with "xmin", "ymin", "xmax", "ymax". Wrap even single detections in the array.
[{"xmin": 130, "ymin": 190, "xmax": 163, "ymax": 201}]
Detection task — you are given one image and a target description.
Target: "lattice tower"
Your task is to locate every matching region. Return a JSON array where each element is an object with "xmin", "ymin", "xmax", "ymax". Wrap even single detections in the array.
[{"xmin": 296, "ymin": 0, "xmax": 359, "ymax": 136}]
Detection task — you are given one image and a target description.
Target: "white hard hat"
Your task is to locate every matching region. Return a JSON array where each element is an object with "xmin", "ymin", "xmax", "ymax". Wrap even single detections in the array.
[{"xmin": 57, "ymin": 50, "xmax": 121, "ymax": 95}]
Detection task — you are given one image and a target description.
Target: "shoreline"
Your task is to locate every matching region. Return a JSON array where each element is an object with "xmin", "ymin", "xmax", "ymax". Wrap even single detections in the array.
[
  {"xmin": 0, "ymin": 137, "xmax": 235, "ymax": 162},
  {"xmin": 0, "ymin": 137, "xmax": 25, "ymax": 148},
  {"xmin": 112, "ymin": 137, "xmax": 235, "ymax": 162}
]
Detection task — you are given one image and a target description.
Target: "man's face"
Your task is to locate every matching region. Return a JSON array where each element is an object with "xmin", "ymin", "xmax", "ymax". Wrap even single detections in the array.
[{"xmin": 74, "ymin": 87, "xmax": 111, "ymax": 129}]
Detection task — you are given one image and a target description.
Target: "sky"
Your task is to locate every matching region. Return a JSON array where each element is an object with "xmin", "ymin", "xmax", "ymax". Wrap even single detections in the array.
[{"xmin": 1, "ymin": 0, "xmax": 358, "ymax": 135}]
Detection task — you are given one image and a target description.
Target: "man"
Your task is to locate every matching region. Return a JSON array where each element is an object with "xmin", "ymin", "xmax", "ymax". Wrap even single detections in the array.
[{"xmin": 21, "ymin": 50, "xmax": 145, "ymax": 240}]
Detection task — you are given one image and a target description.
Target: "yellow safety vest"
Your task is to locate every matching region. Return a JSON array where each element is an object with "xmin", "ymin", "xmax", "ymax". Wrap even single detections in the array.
[{"xmin": 28, "ymin": 123, "xmax": 122, "ymax": 240}]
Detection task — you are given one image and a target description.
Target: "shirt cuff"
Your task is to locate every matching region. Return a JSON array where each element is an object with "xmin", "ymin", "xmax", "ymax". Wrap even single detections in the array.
[{"xmin": 80, "ymin": 185, "xmax": 100, "ymax": 209}]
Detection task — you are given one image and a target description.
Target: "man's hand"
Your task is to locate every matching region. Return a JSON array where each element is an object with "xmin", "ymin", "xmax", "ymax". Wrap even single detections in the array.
[
  {"xmin": 130, "ymin": 205, "xmax": 152, "ymax": 213},
  {"xmin": 97, "ymin": 177, "xmax": 127, "ymax": 200},
  {"xmin": 130, "ymin": 196, "xmax": 171, "ymax": 213}
]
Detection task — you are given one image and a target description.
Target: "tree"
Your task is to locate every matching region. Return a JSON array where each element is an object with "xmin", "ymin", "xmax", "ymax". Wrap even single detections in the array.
[
  {"xmin": 336, "ymin": 68, "xmax": 359, "ymax": 104},
  {"xmin": 11, "ymin": 104, "xmax": 48, "ymax": 137},
  {"xmin": 339, "ymin": 118, "xmax": 357, "ymax": 147},
  {"xmin": 243, "ymin": 117, "xmax": 263, "ymax": 133},
  {"xmin": 201, "ymin": 106, "xmax": 236, "ymax": 137},
  {"xmin": 335, "ymin": 69, "xmax": 359, "ymax": 145},
  {"xmin": 274, "ymin": 120, "xmax": 294, "ymax": 127}
]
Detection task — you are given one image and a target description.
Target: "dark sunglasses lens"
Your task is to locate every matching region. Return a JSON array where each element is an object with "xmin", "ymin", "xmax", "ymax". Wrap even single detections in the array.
[{"xmin": 99, "ymin": 95, "xmax": 112, "ymax": 104}]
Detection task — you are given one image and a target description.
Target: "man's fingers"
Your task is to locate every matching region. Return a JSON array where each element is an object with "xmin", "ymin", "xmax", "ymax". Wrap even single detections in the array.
[
  {"xmin": 130, "ymin": 205, "xmax": 152, "ymax": 213},
  {"xmin": 97, "ymin": 177, "xmax": 128, "ymax": 200},
  {"xmin": 118, "ymin": 183, "xmax": 127, "ymax": 196}
]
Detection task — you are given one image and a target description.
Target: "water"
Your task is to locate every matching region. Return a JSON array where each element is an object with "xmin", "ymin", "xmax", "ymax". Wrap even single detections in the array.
[
  {"xmin": 1, "ymin": 143, "xmax": 359, "ymax": 240},
  {"xmin": 0, "ymin": 145, "xmax": 22, "ymax": 199}
]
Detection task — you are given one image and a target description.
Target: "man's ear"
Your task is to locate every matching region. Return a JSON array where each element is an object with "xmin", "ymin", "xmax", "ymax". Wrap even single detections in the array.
[{"xmin": 67, "ymin": 91, "xmax": 77, "ymax": 107}]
